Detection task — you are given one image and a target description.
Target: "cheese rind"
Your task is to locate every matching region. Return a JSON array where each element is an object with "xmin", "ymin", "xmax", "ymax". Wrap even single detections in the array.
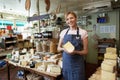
[
  {"xmin": 101, "ymin": 62, "xmax": 115, "ymax": 72},
  {"xmin": 106, "ymin": 47, "xmax": 116, "ymax": 54},
  {"xmin": 104, "ymin": 53, "xmax": 117, "ymax": 60},
  {"xmin": 46, "ymin": 64, "xmax": 61, "ymax": 73},
  {"xmin": 103, "ymin": 59, "xmax": 116, "ymax": 66},
  {"xmin": 101, "ymin": 70, "xmax": 116, "ymax": 80},
  {"xmin": 37, "ymin": 64, "xmax": 46, "ymax": 71}
]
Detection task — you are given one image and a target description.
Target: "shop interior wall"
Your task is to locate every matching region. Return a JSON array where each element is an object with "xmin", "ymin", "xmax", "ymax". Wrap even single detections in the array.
[
  {"xmin": 0, "ymin": 10, "xmax": 119, "ymax": 64},
  {"xmin": 85, "ymin": 10, "xmax": 119, "ymax": 64}
]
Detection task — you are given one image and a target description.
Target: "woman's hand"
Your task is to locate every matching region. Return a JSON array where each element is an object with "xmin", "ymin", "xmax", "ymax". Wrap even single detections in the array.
[{"xmin": 63, "ymin": 48, "xmax": 75, "ymax": 55}]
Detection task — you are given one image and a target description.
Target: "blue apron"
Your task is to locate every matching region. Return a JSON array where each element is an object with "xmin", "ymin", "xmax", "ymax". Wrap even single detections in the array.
[{"xmin": 62, "ymin": 28, "xmax": 85, "ymax": 80}]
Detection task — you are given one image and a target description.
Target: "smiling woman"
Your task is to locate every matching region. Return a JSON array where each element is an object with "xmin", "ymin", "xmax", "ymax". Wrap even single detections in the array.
[{"xmin": 57, "ymin": 11, "xmax": 88, "ymax": 80}]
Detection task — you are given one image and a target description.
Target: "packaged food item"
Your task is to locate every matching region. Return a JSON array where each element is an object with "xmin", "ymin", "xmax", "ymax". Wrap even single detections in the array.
[
  {"xmin": 50, "ymin": 41, "xmax": 57, "ymax": 53},
  {"xmin": 36, "ymin": 41, "xmax": 42, "ymax": 52},
  {"xmin": 63, "ymin": 41, "xmax": 75, "ymax": 53}
]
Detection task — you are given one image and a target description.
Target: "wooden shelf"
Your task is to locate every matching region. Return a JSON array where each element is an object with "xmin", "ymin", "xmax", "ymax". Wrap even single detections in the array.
[
  {"xmin": 0, "ymin": 50, "xmax": 12, "ymax": 57},
  {"xmin": 5, "ymin": 41, "xmax": 17, "ymax": 44},
  {"xmin": 0, "ymin": 36, "xmax": 17, "ymax": 50}
]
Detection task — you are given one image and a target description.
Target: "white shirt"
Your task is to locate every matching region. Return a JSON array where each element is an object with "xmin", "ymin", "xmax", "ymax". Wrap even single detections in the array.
[{"xmin": 60, "ymin": 27, "xmax": 88, "ymax": 40}]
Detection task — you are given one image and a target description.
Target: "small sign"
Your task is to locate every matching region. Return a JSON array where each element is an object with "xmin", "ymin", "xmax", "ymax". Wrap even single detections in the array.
[{"xmin": 100, "ymin": 25, "xmax": 116, "ymax": 33}]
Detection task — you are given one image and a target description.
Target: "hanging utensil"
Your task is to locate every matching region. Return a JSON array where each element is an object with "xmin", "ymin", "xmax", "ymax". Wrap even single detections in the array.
[
  {"xmin": 36, "ymin": 0, "xmax": 39, "ymax": 15},
  {"xmin": 44, "ymin": 0, "xmax": 50, "ymax": 12},
  {"xmin": 25, "ymin": 0, "xmax": 31, "ymax": 10},
  {"xmin": 55, "ymin": 4, "xmax": 61, "ymax": 14}
]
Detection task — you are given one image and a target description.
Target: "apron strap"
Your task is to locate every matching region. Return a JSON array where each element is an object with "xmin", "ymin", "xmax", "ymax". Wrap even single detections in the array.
[
  {"xmin": 65, "ymin": 28, "xmax": 70, "ymax": 35},
  {"xmin": 77, "ymin": 27, "xmax": 79, "ymax": 37},
  {"xmin": 65, "ymin": 27, "xmax": 80, "ymax": 37}
]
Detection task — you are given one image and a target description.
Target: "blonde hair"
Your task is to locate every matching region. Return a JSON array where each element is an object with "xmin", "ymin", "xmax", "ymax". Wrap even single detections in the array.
[{"xmin": 65, "ymin": 11, "xmax": 77, "ymax": 19}]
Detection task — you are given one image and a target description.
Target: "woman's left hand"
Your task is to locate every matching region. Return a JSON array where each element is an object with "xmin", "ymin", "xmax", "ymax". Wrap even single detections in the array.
[{"xmin": 66, "ymin": 49, "xmax": 75, "ymax": 55}]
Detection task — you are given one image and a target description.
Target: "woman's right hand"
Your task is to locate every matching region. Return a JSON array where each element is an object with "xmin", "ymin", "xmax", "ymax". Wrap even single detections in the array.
[{"xmin": 63, "ymin": 48, "xmax": 75, "ymax": 55}]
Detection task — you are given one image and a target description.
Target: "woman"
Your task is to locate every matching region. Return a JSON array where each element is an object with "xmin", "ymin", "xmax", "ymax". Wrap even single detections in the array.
[{"xmin": 57, "ymin": 11, "xmax": 88, "ymax": 80}]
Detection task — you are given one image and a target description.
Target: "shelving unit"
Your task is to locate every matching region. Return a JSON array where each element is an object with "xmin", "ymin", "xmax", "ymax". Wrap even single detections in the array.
[
  {"xmin": 97, "ymin": 38, "xmax": 116, "ymax": 66},
  {"xmin": 0, "ymin": 36, "xmax": 17, "ymax": 50}
]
